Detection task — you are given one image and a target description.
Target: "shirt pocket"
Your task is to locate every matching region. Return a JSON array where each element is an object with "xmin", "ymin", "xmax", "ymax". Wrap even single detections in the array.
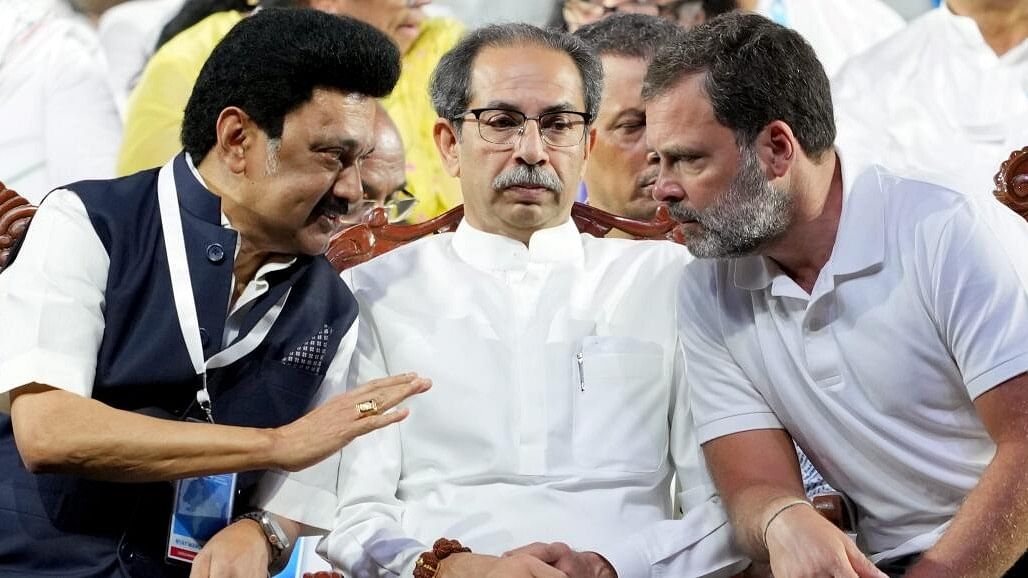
[{"xmin": 571, "ymin": 336, "xmax": 668, "ymax": 474}]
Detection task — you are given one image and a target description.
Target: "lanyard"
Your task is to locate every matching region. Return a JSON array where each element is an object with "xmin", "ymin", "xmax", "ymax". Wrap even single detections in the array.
[{"xmin": 155, "ymin": 160, "xmax": 290, "ymax": 423}]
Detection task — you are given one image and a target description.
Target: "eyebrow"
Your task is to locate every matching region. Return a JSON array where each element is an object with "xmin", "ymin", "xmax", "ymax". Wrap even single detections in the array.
[{"xmin": 482, "ymin": 100, "xmax": 583, "ymax": 114}]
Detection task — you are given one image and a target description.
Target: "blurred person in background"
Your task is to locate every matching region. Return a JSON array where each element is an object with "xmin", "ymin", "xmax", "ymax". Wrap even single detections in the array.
[
  {"xmin": 0, "ymin": 0, "xmax": 122, "ymax": 203},
  {"xmin": 573, "ymin": 13, "xmax": 680, "ymax": 230},
  {"xmin": 118, "ymin": 0, "xmax": 464, "ymax": 222},
  {"xmin": 833, "ymin": 0, "xmax": 1027, "ymax": 198}
]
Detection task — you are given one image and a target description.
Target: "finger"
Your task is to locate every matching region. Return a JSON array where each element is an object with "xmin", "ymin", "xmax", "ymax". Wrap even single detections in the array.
[
  {"xmin": 349, "ymin": 373, "xmax": 420, "ymax": 396},
  {"xmin": 846, "ymin": 541, "xmax": 888, "ymax": 578},
  {"xmin": 503, "ymin": 542, "xmax": 551, "ymax": 559},
  {"xmin": 351, "ymin": 408, "xmax": 410, "ymax": 436},
  {"xmin": 526, "ymin": 556, "xmax": 569, "ymax": 578},
  {"xmin": 510, "ymin": 543, "xmax": 568, "ymax": 564},
  {"xmin": 364, "ymin": 378, "xmax": 432, "ymax": 415}
]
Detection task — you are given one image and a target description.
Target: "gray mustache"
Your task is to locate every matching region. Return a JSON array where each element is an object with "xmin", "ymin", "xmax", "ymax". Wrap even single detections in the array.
[{"xmin": 492, "ymin": 165, "xmax": 563, "ymax": 194}]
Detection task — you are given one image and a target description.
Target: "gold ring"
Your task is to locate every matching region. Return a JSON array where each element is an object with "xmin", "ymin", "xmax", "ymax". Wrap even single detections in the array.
[{"xmin": 356, "ymin": 399, "xmax": 379, "ymax": 417}]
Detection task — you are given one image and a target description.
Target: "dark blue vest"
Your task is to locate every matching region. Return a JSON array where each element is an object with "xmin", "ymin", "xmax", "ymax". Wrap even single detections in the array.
[{"xmin": 0, "ymin": 155, "xmax": 358, "ymax": 577}]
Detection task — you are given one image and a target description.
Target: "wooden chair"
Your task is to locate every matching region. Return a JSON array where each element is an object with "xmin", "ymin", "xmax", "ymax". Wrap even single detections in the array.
[
  {"xmin": 995, "ymin": 145, "xmax": 1028, "ymax": 222},
  {"xmin": 325, "ymin": 201, "xmax": 682, "ymax": 272},
  {"xmin": 0, "ymin": 181, "xmax": 36, "ymax": 272}
]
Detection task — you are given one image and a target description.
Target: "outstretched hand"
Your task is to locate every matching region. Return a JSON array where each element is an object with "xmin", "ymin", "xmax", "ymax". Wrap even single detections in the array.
[{"xmin": 270, "ymin": 373, "xmax": 431, "ymax": 472}]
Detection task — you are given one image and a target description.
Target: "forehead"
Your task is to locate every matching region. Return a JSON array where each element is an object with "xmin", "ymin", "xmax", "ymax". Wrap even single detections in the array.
[
  {"xmin": 286, "ymin": 88, "xmax": 376, "ymax": 147},
  {"xmin": 469, "ymin": 44, "xmax": 586, "ymax": 111},
  {"xmin": 599, "ymin": 55, "xmax": 647, "ymax": 107},
  {"xmin": 646, "ymin": 74, "xmax": 729, "ymax": 149}
]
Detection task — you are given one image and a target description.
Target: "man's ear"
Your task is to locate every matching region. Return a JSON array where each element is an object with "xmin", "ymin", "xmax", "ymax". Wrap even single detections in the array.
[
  {"xmin": 754, "ymin": 120, "xmax": 796, "ymax": 179},
  {"xmin": 433, "ymin": 118, "xmax": 462, "ymax": 178},
  {"xmin": 213, "ymin": 106, "xmax": 255, "ymax": 175}
]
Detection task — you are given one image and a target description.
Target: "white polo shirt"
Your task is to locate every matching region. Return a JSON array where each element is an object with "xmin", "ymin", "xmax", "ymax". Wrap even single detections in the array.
[
  {"xmin": 833, "ymin": 1, "xmax": 1028, "ymax": 197},
  {"xmin": 680, "ymin": 158, "xmax": 1028, "ymax": 562}
]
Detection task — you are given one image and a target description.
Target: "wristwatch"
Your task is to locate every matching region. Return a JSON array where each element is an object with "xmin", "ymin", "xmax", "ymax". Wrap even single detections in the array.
[{"xmin": 234, "ymin": 510, "xmax": 292, "ymax": 571}]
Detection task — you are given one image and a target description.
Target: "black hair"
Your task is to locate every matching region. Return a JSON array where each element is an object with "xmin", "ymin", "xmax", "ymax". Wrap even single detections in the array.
[
  {"xmin": 181, "ymin": 8, "xmax": 401, "ymax": 161},
  {"xmin": 642, "ymin": 12, "xmax": 834, "ymax": 159}
]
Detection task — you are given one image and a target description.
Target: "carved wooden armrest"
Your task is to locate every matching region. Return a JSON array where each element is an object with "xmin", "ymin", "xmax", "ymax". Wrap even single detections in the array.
[
  {"xmin": 0, "ymin": 182, "xmax": 37, "ymax": 272},
  {"xmin": 811, "ymin": 491, "xmax": 858, "ymax": 534},
  {"xmin": 994, "ymin": 146, "xmax": 1028, "ymax": 221}
]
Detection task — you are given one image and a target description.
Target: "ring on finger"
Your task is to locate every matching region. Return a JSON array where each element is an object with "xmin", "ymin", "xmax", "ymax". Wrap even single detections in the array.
[{"xmin": 356, "ymin": 399, "xmax": 379, "ymax": 417}]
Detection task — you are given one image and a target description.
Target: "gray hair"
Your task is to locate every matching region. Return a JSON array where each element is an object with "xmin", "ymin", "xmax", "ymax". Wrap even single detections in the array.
[
  {"xmin": 573, "ymin": 13, "xmax": 682, "ymax": 61},
  {"xmin": 429, "ymin": 23, "xmax": 603, "ymax": 134}
]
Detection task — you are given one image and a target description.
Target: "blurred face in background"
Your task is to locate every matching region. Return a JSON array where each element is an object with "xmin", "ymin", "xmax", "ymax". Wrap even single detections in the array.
[
  {"xmin": 311, "ymin": 0, "xmax": 431, "ymax": 54},
  {"xmin": 584, "ymin": 54, "xmax": 659, "ymax": 222}
]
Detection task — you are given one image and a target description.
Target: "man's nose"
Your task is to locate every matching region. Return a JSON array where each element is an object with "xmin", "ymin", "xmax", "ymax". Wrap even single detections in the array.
[
  {"xmin": 513, "ymin": 120, "xmax": 548, "ymax": 166},
  {"xmin": 653, "ymin": 170, "xmax": 684, "ymax": 203},
  {"xmin": 334, "ymin": 165, "xmax": 364, "ymax": 204}
]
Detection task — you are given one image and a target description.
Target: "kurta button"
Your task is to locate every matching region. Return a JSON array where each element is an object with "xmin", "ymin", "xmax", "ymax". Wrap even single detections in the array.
[
  {"xmin": 199, "ymin": 328, "xmax": 210, "ymax": 348},
  {"xmin": 206, "ymin": 243, "xmax": 225, "ymax": 263}
]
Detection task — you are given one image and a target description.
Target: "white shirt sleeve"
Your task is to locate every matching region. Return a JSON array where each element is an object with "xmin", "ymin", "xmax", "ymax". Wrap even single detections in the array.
[
  {"xmin": 257, "ymin": 319, "xmax": 359, "ymax": 532},
  {"xmin": 0, "ymin": 189, "xmax": 108, "ymax": 412},
  {"xmin": 592, "ymin": 339, "xmax": 749, "ymax": 578},
  {"xmin": 679, "ymin": 260, "xmax": 784, "ymax": 444},
  {"xmin": 925, "ymin": 197, "xmax": 1028, "ymax": 399}
]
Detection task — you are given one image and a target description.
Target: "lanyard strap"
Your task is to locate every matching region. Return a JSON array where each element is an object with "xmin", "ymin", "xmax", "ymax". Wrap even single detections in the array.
[{"xmin": 156, "ymin": 160, "xmax": 290, "ymax": 423}]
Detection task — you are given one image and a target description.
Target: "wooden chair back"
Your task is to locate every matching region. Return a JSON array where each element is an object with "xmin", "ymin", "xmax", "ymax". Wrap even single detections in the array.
[
  {"xmin": 326, "ymin": 201, "xmax": 682, "ymax": 272},
  {"xmin": 0, "ymin": 181, "xmax": 37, "ymax": 272}
]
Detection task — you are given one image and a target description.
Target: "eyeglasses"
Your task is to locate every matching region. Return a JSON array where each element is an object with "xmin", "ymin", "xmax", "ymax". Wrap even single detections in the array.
[
  {"xmin": 453, "ymin": 108, "xmax": 592, "ymax": 148},
  {"xmin": 564, "ymin": 0, "xmax": 662, "ymax": 20},
  {"xmin": 340, "ymin": 187, "xmax": 419, "ymax": 225}
]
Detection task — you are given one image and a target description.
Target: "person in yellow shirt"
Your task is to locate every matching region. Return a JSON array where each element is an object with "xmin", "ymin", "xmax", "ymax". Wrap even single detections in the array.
[{"xmin": 119, "ymin": 0, "xmax": 463, "ymax": 222}]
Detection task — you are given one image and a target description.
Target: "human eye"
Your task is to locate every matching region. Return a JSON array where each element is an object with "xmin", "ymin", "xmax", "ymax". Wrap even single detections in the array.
[
  {"xmin": 481, "ymin": 111, "xmax": 522, "ymax": 130},
  {"xmin": 541, "ymin": 113, "xmax": 577, "ymax": 133}
]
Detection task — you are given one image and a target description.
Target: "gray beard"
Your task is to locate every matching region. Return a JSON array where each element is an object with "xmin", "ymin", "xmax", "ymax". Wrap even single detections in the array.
[{"xmin": 668, "ymin": 146, "xmax": 793, "ymax": 258}]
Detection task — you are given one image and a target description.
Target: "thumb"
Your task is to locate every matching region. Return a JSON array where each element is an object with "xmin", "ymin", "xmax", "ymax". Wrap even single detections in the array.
[{"xmin": 845, "ymin": 540, "xmax": 888, "ymax": 578}]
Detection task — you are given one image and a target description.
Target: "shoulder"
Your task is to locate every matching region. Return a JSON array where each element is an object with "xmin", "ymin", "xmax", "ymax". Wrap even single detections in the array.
[
  {"xmin": 412, "ymin": 17, "xmax": 465, "ymax": 55},
  {"xmin": 147, "ymin": 10, "xmax": 243, "ymax": 69},
  {"xmin": 346, "ymin": 233, "xmax": 453, "ymax": 290}
]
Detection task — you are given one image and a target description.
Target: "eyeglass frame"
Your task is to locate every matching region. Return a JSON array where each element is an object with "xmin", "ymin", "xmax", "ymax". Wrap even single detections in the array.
[
  {"xmin": 563, "ymin": 0, "xmax": 662, "ymax": 17},
  {"xmin": 342, "ymin": 187, "xmax": 419, "ymax": 225},
  {"xmin": 450, "ymin": 108, "xmax": 594, "ymax": 148}
]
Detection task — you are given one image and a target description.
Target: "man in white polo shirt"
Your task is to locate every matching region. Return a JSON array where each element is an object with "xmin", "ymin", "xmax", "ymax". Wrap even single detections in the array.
[{"xmin": 646, "ymin": 12, "xmax": 1028, "ymax": 578}]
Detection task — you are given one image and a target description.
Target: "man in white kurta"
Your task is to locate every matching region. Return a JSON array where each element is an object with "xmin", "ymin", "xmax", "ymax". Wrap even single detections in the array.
[
  {"xmin": 259, "ymin": 22, "xmax": 745, "ymax": 578},
  {"xmin": 833, "ymin": 0, "xmax": 1028, "ymax": 198}
]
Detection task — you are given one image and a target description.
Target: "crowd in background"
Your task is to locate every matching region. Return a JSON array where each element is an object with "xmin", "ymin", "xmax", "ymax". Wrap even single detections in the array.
[{"xmin": 3, "ymin": 0, "xmax": 1023, "ymax": 223}]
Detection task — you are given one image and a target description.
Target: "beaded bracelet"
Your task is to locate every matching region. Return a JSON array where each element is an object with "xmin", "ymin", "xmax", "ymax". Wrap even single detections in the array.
[{"xmin": 413, "ymin": 538, "xmax": 472, "ymax": 578}]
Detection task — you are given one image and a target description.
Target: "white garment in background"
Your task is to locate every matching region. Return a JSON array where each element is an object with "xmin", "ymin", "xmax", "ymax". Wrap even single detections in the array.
[
  {"xmin": 754, "ymin": 0, "xmax": 905, "ymax": 77},
  {"xmin": 97, "ymin": 0, "xmax": 187, "ymax": 116},
  {"xmin": 260, "ymin": 219, "xmax": 746, "ymax": 578},
  {"xmin": 429, "ymin": 0, "xmax": 555, "ymax": 29},
  {"xmin": 833, "ymin": 1, "xmax": 1028, "ymax": 197},
  {"xmin": 0, "ymin": 0, "xmax": 121, "ymax": 203},
  {"xmin": 681, "ymin": 157, "xmax": 1028, "ymax": 563}
]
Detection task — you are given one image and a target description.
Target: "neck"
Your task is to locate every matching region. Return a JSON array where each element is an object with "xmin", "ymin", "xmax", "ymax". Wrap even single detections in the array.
[
  {"xmin": 763, "ymin": 150, "xmax": 843, "ymax": 294},
  {"xmin": 196, "ymin": 157, "xmax": 271, "ymax": 302},
  {"xmin": 948, "ymin": 0, "xmax": 1028, "ymax": 55}
]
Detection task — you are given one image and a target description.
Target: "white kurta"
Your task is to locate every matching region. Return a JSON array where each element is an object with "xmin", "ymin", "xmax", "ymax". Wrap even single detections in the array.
[
  {"xmin": 260, "ymin": 219, "xmax": 746, "ymax": 578},
  {"xmin": 681, "ymin": 158, "xmax": 1028, "ymax": 563},
  {"xmin": 833, "ymin": 1, "xmax": 1028, "ymax": 198},
  {"xmin": 0, "ymin": 0, "xmax": 122, "ymax": 203}
]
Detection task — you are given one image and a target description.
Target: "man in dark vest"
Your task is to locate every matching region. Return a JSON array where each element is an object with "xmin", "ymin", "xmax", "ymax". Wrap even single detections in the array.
[{"xmin": 0, "ymin": 9, "xmax": 430, "ymax": 578}]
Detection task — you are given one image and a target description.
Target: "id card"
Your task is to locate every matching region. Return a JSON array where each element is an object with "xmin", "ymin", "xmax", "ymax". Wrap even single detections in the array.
[{"xmin": 166, "ymin": 473, "xmax": 238, "ymax": 563}]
